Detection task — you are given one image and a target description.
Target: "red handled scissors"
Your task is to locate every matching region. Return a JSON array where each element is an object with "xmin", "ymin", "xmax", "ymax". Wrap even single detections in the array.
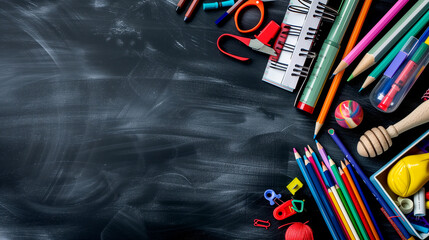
[
  {"xmin": 217, "ymin": 20, "xmax": 279, "ymax": 61},
  {"xmin": 234, "ymin": 0, "xmax": 276, "ymax": 33}
]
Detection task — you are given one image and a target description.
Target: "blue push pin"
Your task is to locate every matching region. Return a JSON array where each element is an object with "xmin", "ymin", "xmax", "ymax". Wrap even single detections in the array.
[{"xmin": 264, "ymin": 189, "xmax": 281, "ymax": 206}]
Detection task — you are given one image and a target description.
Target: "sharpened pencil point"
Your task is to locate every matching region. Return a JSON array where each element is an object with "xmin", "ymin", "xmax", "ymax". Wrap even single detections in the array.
[
  {"xmin": 184, "ymin": 16, "xmax": 189, "ymax": 22},
  {"xmin": 313, "ymin": 134, "xmax": 317, "ymax": 139},
  {"xmin": 315, "ymin": 139, "xmax": 319, "ymax": 144},
  {"xmin": 293, "ymin": 148, "xmax": 297, "ymax": 153},
  {"xmin": 358, "ymin": 88, "xmax": 363, "ymax": 93},
  {"xmin": 347, "ymin": 75, "xmax": 354, "ymax": 82}
]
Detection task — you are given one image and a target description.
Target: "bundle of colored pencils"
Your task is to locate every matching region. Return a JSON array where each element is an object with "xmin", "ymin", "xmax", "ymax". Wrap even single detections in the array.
[{"xmin": 294, "ymin": 141, "xmax": 382, "ymax": 240}]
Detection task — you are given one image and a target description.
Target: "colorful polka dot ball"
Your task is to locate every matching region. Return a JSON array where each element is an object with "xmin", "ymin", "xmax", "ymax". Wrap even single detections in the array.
[{"xmin": 335, "ymin": 100, "xmax": 364, "ymax": 129}]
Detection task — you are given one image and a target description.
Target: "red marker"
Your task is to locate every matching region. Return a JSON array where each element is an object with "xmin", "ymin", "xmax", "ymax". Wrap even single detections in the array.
[{"xmin": 378, "ymin": 37, "xmax": 429, "ymax": 111}]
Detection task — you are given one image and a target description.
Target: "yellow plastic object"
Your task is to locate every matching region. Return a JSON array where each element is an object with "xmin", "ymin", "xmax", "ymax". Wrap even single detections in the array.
[
  {"xmin": 387, "ymin": 153, "xmax": 429, "ymax": 197},
  {"xmin": 287, "ymin": 177, "xmax": 303, "ymax": 195}
]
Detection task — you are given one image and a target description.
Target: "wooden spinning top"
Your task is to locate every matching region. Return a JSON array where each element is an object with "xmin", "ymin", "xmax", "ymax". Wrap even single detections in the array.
[{"xmin": 357, "ymin": 101, "xmax": 429, "ymax": 158}]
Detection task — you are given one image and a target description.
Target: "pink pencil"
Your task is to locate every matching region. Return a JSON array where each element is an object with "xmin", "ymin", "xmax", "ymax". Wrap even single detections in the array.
[{"xmin": 333, "ymin": 0, "xmax": 410, "ymax": 75}]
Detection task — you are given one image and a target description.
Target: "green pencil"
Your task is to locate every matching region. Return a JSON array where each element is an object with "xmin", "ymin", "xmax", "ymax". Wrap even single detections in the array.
[
  {"xmin": 335, "ymin": 184, "xmax": 362, "ymax": 239},
  {"xmin": 360, "ymin": 10, "xmax": 429, "ymax": 90},
  {"xmin": 348, "ymin": 0, "xmax": 429, "ymax": 81},
  {"xmin": 296, "ymin": 0, "xmax": 359, "ymax": 114},
  {"xmin": 330, "ymin": 157, "xmax": 370, "ymax": 240}
]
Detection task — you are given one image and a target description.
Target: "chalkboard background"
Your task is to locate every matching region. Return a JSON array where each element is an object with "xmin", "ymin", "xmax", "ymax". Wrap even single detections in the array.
[{"xmin": 0, "ymin": 0, "xmax": 428, "ymax": 239}]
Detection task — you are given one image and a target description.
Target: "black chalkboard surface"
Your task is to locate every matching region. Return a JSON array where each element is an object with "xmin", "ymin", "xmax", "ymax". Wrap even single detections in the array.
[{"xmin": 0, "ymin": 0, "xmax": 428, "ymax": 239}]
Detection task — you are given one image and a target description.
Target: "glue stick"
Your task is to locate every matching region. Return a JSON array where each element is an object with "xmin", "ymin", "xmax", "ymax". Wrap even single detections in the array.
[{"xmin": 414, "ymin": 187, "xmax": 426, "ymax": 217}]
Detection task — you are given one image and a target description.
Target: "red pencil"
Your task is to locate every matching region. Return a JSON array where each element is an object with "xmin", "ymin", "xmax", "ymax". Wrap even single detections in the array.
[
  {"xmin": 339, "ymin": 166, "xmax": 375, "ymax": 240},
  {"xmin": 184, "ymin": 0, "xmax": 200, "ymax": 22}
]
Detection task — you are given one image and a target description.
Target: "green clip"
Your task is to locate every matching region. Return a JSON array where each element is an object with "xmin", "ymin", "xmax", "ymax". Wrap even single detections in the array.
[{"xmin": 291, "ymin": 199, "xmax": 304, "ymax": 213}]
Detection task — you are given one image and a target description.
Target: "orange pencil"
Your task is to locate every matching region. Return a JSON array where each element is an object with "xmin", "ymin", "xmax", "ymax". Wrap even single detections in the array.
[
  {"xmin": 343, "ymin": 160, "xmax": 380, "ymax": 240},
  {"xmin": 314, "ymin": 0, "xmax": 373, "ymax": 138},
  {"xmin": 340, "ymin": 166, "xmax": 375, "ymax": 240}
]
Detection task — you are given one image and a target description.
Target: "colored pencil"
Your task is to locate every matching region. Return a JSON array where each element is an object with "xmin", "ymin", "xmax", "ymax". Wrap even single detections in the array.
[
  {"xmin": 315, "ymin": 140, "xmax": 337, "ymax": 185},
  {"xmin": 184, "ymin": 0, "xmax": 201, "ymax": 22},
  {"xmin": 314, "ymin": 0, "xmax": 372, "ymax": 138},
  {"xmin": 344, "ymin": 160, "xmax": 381, "ymax": 240},
  {"xmin": 328, "ymin": 128, "xmax": 413, "ymax": 240},
  {"xmin": 348, "ymin": 0, "xmax": 429, "ymax": 81},
  {"xmin": 307, "ymin": 145, "xmax": 329, "ymax": 186},
  {"xmin": 304, "ymin": 156, "xmax": 346, "ymax": 239},
  {"xmin": 330, "ymin": 186, "xmax": 359, "ymax": 240},
  {"xmin": 360, "ymin": 10, "xmax": 429, "ymax": 91},
  {"xmin": 340, "ymin": 166, "xmax": 375, "ymax": 240},
  {"xmin": 176, "ymin": 0, "xmax": 189, "ymax": 12},
  {"xmin": 330, "ymin": 157, "xmax": 369, "ymax": 240},
  {"xmin": 333, "ymin": 0, "xmax": 410, "ymax": 75},
  {"xmin": 294, "ymin": 149, "xmax": 342, "ymax": 240},
  {"xmin": 304, "ymin": 148, "xmax": 349, "ymax": 238},
  {"xmin": 322, "ymin": 162, "xmax": 335, "ymax": 188}
]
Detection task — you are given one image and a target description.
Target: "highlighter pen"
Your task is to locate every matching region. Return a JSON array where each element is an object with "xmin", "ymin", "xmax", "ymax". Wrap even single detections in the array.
[
  {"xmin": 378, "ymin": 37, "xmax": 429, "ymax": 111},
  {"xmin": 372, "ymin": 36, "xmax": 418, "ymax": 103},
  {"xmin": 296, "ymin": 0, "xmax": 360, "ymax": 114},
  {"xmin": 215, "ymin": 0, "xmax": 245, "ymax": 25}
]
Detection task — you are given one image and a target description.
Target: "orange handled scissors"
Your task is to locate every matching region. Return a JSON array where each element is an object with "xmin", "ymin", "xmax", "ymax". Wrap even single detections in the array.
[{"xmin": 234, "ymin": 0, "xmax": 275, "ymax": 34}]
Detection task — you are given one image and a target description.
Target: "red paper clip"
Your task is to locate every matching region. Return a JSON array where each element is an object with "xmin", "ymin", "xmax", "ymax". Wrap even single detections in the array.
[{"xmin": 254, "ymin": 219, "xmax": 270, "ymax": 229}]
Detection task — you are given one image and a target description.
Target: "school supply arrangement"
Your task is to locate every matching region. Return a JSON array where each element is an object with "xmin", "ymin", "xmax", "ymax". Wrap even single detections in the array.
[{"xmin": 175, "ymin": 1, "xmax": 429, "ymax": 239}]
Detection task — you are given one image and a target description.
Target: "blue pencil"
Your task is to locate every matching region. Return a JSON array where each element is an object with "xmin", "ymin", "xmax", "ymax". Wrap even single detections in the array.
[
  {"xmin": 294, "ymin": 148, "xmax": 341, "ymax": 240},
  {"xmin": 322, "ymin": 161, "xmax": 335, "ymax": 188},
  {"xmin": 307, "ymin": 145, "xmax": 330, "ymax": 188},
  {"xmin": 345, "ymin": 158, "xmax": 384, "ymax": 240}
]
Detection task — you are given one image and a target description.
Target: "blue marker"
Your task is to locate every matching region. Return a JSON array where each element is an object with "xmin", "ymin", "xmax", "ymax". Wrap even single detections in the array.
[{"xmin": 215, "ymin": 0, "xmax": 244, "ymax": 25}]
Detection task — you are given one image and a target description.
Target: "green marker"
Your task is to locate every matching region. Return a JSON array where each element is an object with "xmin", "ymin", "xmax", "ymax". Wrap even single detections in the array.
[
  {"xmin": 348, "ymin": 0, "xmax": 429, "ymax": 82},
  {"xmin": 330, "ymin": 157, "xmax": 370, "ymax": 240},
  {"xmin": 296, "ymin": 0, "xmax": 360, "ymax": 114},
  {"xmin": 360, "ymin": 10, "xmax": 429, "ymax": 90}
]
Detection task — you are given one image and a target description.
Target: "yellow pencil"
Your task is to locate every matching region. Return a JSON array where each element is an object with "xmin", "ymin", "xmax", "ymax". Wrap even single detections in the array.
[
  {"xmin": 328, "ymin": 188, "xmax": 356, "ymax": 240},
  {"xmin": 343, "ymin": 160, "xmax": 380, "ymax": 240},
  {"xmin": 331, "ymin": 185, "xmax": 360, "ymax": 240}
]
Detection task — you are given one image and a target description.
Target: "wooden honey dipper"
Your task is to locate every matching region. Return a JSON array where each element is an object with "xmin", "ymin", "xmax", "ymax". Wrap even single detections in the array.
[{"xmin": 357, "ymin": 100, "xmax": 429, "ymax": 158}]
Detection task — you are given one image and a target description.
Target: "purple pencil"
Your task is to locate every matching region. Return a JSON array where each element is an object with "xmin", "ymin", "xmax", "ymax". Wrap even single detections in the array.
[{"xmin": 315, "ymin": 140, "xmax": 337, "ymax": 185}]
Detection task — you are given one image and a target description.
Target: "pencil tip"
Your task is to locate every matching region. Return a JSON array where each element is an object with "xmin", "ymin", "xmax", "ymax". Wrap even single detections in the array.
[
  {"xmin": 293, "ymin": 148, "xmax": 297, "ymax": 153},
  {"xmin": 184, "ymin": 16, "xmax": 189, "ymax": 22},
  {"xmin": 329, "ymin": 74, "xmax": 335, "ymax": 80},
  {"xmin": 358, "ymin": 87, "xmax": 363, "ymax": 93},
  {"xmin": 347, "ymin": 75, "xmax": 354, "ymax": 82},
  {"xmin": 176, "ymin": 6, "xmax": 181, "ymax": 12},
  {"xmin": 304, "ymin": 147, "xmax": 308, "ymax": 152},
  {"xmin": 313, "ymin": 134, "xmax": 317, "ymax": 139},
  {"xmin": 314, "ymin": 139, "xmax": 318, "ymax": 144}
]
